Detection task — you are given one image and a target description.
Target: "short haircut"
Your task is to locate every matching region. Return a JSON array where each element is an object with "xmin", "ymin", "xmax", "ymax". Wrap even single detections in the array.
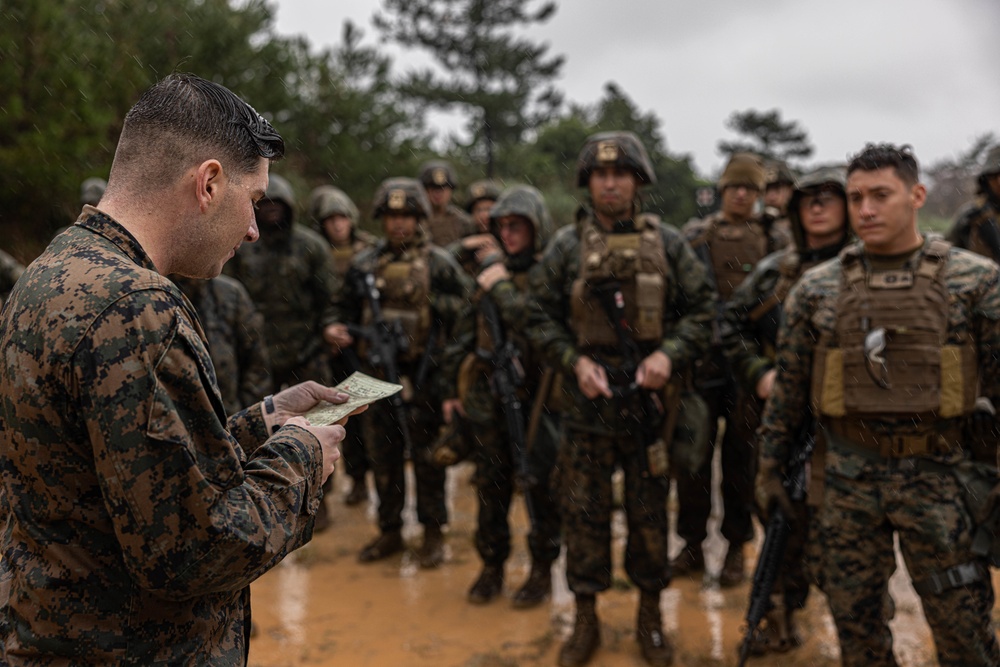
[
  {"xmin": 110, "ymin": 72, "xmax": 284, "ymax": 188},
  {"xmin": 847, "ymin": 143, "xmax": 919, "ymax": 185}
]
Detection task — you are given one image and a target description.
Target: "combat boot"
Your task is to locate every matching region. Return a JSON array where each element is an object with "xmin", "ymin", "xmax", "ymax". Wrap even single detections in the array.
[
  {"xmin": 467, "ymin": 564, "xmax": 504, "ymax": 604},
  {"xmin": 719, "ymin": 543, "xmax": 745, "ymax": 588},
  {"xmin": 357, "ymin": 530, "xmax": 403, "ymax": 563},
  {"xmin": 511, "ymin": 560, "xmax": 552, "ymax": 609},
  {"xmin": 636, "ymin": 591, "xmax": 673, "ymax": 666},
  {"xmin": 669, "ymin": 544, "xmax": 704, "ymax": 577},
  {"xmin": 344, "ymin": 478, "xmax": 368, "ymax": 507},
  {"xmin": 417, "ymin": 524, "xmax": 445, "ymax": 569},
  {"xmin": 558, "ymin": 594, "xmax": 600, "ymax": 667}
]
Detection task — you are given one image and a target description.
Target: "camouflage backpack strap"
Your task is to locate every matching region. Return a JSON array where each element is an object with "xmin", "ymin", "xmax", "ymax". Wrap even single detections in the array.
[
  {"xmin": 838, "ymin": 242, "xmax": 866, "ymax": 288},
  {"xmin": 917, "ymin": 237, "xmax": 952, "ymax": 280}
]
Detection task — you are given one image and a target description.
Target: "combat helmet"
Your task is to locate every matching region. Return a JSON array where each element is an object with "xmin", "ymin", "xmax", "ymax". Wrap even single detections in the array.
[
  {"xmin": 576, "ymin": 131, "xmax": 656, "ymax": 187},
  {"xmin": 718, "ymin": 153, "xmax": 766, "ymax": 191},
  {"xmin": 263, "ymin": 173, "xmax": 296, "ymax": 222},
  {"xmin": 308, "ymin": 185, "xmax": 359, "ymax": 226},
  {"xmin": 489, "ymin": 185, "xmax": 553, "ymax": 253},
  {"xmin": 465, "ymin": 179, "xmax": 502, "ymax": 212},
  {"xmin": 787, "ymin": 166, "xmax": 847, "ymax": 250},
  {"xmin": 765, "ymin": 160, "xmax": 796, "ymax": 188},
  {"xmin": 418, "ymin": 160, "xmax": 458, "ymax": 189},
  {"xmin": 372, "ymin": 177, "xmax": 432, "ymax": 220},
  {"xmin": 80, "ymin": 177, "xmax": 107, "ymax": 206}
]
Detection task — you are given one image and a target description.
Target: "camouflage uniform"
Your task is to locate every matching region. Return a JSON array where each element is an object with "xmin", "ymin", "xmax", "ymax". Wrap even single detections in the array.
[
  {"xmin": 333, "ymin": 178, "xmax": 473, "ymax": 561},
  {"xmin": 757, "ymin": 234, "xmax": 1000, "ymax": 667},
  {"xmin": 677, "ymin": 153, "xmax": 790, "ymax": 581},
  {"xmin": 172, "ymin": 274, "xmax": 273, "ymax": 416},
  {"xmin": 0, "ymin": 248, "xmax": 25, "ymax": 307},
  {"xmin": 723, "ymin": 167, "xmax": 850, "ymax": 653},
  {"xmin": 445, "ymin": 186, "xmax": 561, "ymax": 603},
  {"xmin": 225, "ymin": 175, "xmax": 339, "ymax": 388},
  {"xmin": 946, "ymin": 145, "xmax": 1000, "ymax": 262},
  {"xmin": 309, "ymin": 185, "xmax": 379, "ymax": 497},
  {"xmin": 0, "ymin": 211, "xmax": 325, "ymax": 665},
  {"xmin": 419, "ymin": 160, "xmax": 476, "ymax": 246}
]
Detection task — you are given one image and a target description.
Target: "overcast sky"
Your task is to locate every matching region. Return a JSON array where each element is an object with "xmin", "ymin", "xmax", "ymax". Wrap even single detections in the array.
[{"xmin": 272, "ymin": 0, "xmax": 999, "ymax": 179}]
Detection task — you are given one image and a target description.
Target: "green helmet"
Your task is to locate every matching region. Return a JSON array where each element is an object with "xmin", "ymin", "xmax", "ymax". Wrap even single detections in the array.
[
  {"xmin": 308, "ymin": 185, "xmax": 359, "ymax": 226},
  {"xmin": 489, "ymin": 184, "xmax": 553, "ymax": 252},
  {"xmin": 372, "ymin": 177, "xmax": 431, "ymax": 219},
  {"xmin": 465, "ymin": 179, "xmax": 502, "ymax": 212},
  {"xmin": 787, "ymin": 166, "xmax": 847, "ymax": 249},
  {"xmin": 80, "ymin": 177, "xmax": 107, "ymax": 206},
  {"xmin": 264, "ymin": 173, "xmax": 296, "ymax": 222},
  {"xmin": 418, "ymin": 160, "xmax": 458, "ymax": 189},
  {"xmin": 575, "ymin": 131, "xmax": 656, "ymax": 187},
  {"xmin": 718, "ymin": 153, "xmax": 766, "ymax": 191}
]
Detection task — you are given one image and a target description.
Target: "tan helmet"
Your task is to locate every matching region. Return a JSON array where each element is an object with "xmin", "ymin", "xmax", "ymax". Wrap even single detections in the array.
[
  {"xmin": 718, "ymin": 153, "xmax": 766, "ymax": 191},
  {"xmin": 372, "ymin": 177, "xmax": 432, "ymax": 219},
  {"xmin": 765, "ymin": 160, "xmax": 796, "ymax": 187},
  {"xmin": 489, "ymin": 184, "xmax": 554, "ymax": 252},
  {"xmin": 80, "ymin": 177, "xmax": 107, "ymax": 206},
  {"xmin": 575, "ymin": 131, "xmax": 656, "ymax": 187},
  {"xmin": 263, "ymin": 173, "xmax": 296, "ymax": 222},
  {"xmin": 418, "ymin": 160, "xmax": 458, "ymax": 189},
  {"xmin": 308, "ymin": 185, "xmax": 359, "ymax": 226},
  {"xmin": 465, "ymin": 179, "xmax": 502, "ymax": 212}
]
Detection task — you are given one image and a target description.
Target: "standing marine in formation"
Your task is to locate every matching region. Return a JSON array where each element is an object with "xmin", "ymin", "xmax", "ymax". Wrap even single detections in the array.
[
  {"xmin": 418, "ymin": 160, "xmax": 476, "ymax": 247},
  {"xmin": 946, "ymin": 144, "xmax": 1000, "ymax": 262}
]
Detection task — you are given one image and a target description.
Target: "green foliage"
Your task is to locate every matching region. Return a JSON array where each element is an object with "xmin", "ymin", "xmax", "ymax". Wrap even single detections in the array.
[
  {"xmin": 924, "ymin": 132, "xmax": 997, "ymax": 220},
  {"xmin": 717, "ymin": 108, "xmax": 814, "ymax": 163},
  {"xmin": 374, "ymin": 0, "xmax": 564, "ymax": 177}
]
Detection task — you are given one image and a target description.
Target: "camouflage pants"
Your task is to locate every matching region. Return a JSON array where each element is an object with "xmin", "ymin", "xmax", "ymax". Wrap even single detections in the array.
[
  {"xmin": 364, "ymin": 392, "xmax": 446, "ymax": 532},
  {"xmin": 470, "ymin": 412, "xmax": 561, "ymax": 567},
  {"xmin": 557, "ymin": 418, "xmax": 670, "ymax": 596},
  {"xmin": 811, "ymin": 463, "xmax": 1000, "ymax": 667},
  {"xmin": 676, "ymin": 379, "xmax": 758, "ymax": 546}
]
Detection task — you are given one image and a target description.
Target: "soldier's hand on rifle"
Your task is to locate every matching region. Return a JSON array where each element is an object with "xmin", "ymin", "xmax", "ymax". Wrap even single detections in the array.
[
  {"xmin": 756, "ymin": 368, "xmax": 777, "ymax": 400},
  {"xmin": 442, "ymin": 398, "xmax": 465, "ymax": 424},
  {"xmin": 636, "ymin": 350, "xmax": 672, "ymax": 390},
  {"xmin": 755, "ymin": 458, "xmax": 795, "ymax": 522},
  {"xmin": 284, "ymin": 416, "xmax": 343, "ymax": 484},
  {"xmin": 477, "ymin": 262, "xmax": 510, "ymax": 292},
  {"xmin": 574, "ymin": 355, "xmax": 612, "ymax": 399},
  {"xmin": 323, "ymin": 323, "xmax": 354, "ymax": 354}
]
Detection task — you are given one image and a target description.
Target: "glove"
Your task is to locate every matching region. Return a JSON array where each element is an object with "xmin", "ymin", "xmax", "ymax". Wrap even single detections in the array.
[{"xmin": 755, "ymin": 458, "xmax": 795, "ymax": 523}]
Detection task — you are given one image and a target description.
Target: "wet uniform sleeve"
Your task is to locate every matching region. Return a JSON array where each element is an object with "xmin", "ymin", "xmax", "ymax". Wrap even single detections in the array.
[
  {"xmin": 74, "ymin": 289, "xmax": 324, "ymax": 600},
  {"xmin": 525, "ymin": 231, "xmax": 579, "ymax": 374}
]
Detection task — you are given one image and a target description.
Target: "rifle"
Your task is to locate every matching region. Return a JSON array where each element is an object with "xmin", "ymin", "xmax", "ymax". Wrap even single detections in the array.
[
  {"xmin": 590, "ymin": 282, "xmax": 668, "ymax": 478},
  {"xmin": 737, "ymin": 423, "xmax": 816, "ymax": 667},
  {"xmin": 346, "ymin": 268, "xmax": 415, "ymax": 459},
  {"xmin": 477, "ymin": 293, "xmax": 536, "ymax": 524}
]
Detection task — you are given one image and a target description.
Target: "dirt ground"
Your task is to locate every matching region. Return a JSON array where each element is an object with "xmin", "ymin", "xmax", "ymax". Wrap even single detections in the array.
[{"xmin": 248, "ymin": 458, "xmax": 1000, "ymax": 667}]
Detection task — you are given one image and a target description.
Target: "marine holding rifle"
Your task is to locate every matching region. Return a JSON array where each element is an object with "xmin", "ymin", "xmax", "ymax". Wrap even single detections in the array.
[
  {"xmin": 756, "ymin": 143, "xmax": 1000, "ymax": 667},
  {"xmin": 525, "ymin": 131, "xmax": 715, "ymax": 667},
  {"xmin": 327, "ymin": 177, "xmax": 474, "ymax": 569},
  {"xmin": 443, "ymin": 185, "xmax": 562, "ymax": 609}
]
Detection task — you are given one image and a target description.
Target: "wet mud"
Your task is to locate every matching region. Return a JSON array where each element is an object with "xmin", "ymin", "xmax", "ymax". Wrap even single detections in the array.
[{"xmin": 249, "ymin": 460, "xmax": 1000, "ymax": 667}]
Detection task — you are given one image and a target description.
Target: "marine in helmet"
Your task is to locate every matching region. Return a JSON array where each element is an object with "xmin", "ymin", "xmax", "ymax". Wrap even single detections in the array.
[
  {"xmin": 329, "ymin": 177, "xmax": 474, "ymax": 569},
  {"xmin": 762, "ymin": 160, "xmax": 796, "ymax": 237},
  {"xmin": 945, "ymin": 144, "xmax": 1000, "ymax": 262},
  {"xmin": 418, "ymin": 160, "xmax": 476, "ymax": 246},
  {"xmin": 722, "ymin": 166, "xmax": 851, "ymax": 655},
  {"xmin": 309, "ymin": 185, "xmax": 379, "ymax": 507},
  {"xmin": 526, "ymin": 131, "xmax": 715, "ymax": 667},
  {"xmin": 675, "ymin": 152, "xmax": 791, "ymax": 588},
  {"xmin": 443, "ymin": 185, "xmax": 562, "ymax": 610},
  {"xmin": 465, "ymin": 179, "xmax": 502, "ymax": 233}
]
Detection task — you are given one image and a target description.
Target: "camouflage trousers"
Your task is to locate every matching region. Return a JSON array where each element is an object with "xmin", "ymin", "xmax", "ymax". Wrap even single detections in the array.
[
  {"xmin": 809, "ymin": 459, "xmax": 1000, "ymax": 667},
  {"xmin": 676, "ymin": 378, "xmax": 758, "ymax": 546},
  {"xmin": 470, "ymin": 412, "xmax": 561, "ymax": 567},
  {"xmin": 364, "ymin": 392, "xmax": 447, "ymax": 532},
  {"xmin": 557, "ymin": 417, "xmax": 670, "ymax": 596}
]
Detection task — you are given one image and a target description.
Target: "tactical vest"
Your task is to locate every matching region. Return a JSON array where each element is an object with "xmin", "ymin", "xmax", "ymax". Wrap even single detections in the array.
[
  {"xmin": 362, "ymin": 247, "xmax": 432, "ymax": 363},
  {"xmin": 811, "ymin": 239, "xmax": 977, "ymax": 447},
  {"xmin": 570, "ymin": 215, "xmax": 668, "ymax": 349},
  {"xmin": 692, "ymin": 215, "xmax": 770, "ymax": 300}
]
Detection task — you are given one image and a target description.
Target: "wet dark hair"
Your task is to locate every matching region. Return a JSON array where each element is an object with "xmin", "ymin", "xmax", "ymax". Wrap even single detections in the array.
[
  {"xmin": 847, "ymin": 143, "xmax": 919, "ymax": 185},
  {"xmin": 112, "ymin": 72, "xmax": 284, "ymax": 186}
]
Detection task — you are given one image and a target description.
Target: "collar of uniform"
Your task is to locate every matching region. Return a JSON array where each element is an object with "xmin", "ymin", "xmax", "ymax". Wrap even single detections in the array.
[{"xmin": 76, "ymin": 206, "xmax": 158, "ymax": 272}]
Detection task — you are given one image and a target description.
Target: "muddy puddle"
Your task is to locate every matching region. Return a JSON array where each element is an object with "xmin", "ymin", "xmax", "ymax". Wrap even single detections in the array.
[{"xmin": 249, "ymin": 458, "xmax": 999, "ymax": 666}]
